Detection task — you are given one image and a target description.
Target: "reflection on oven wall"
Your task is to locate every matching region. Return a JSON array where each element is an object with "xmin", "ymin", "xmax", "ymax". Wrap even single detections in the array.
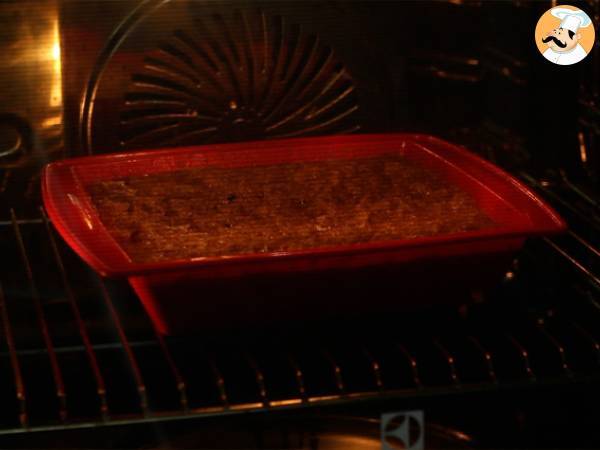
[
  {"xmin": 0, "ymin": 0, "xmax": 64, "ymax": 218},
  {"xmin": 395, "ymin": 0, "xmax": 599, "ymax": 189},
  {"xmin": 402, "ymin": 0, "xmax": 598, "ymax": 184}
]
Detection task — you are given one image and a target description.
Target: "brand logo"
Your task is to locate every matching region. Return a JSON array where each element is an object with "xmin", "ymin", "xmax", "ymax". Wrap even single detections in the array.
[
  {"xmin": 381, "ymin": 410, "xmax": 424, "ymax": 450},
  {"xmin": 535, "ymin": 5, "xmax": 595, "ymax": 66}
]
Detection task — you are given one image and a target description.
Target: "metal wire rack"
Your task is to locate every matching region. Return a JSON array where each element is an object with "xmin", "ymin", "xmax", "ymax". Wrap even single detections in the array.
[{"xmin": 0, "ymin": 180, "xmax": 599, "ymax": 435}]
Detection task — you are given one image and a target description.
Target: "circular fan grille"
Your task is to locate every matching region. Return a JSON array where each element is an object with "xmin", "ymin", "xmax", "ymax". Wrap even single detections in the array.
[{"xmin": 118, "ymin": 9, "xmax": 360, "ymax": 149}]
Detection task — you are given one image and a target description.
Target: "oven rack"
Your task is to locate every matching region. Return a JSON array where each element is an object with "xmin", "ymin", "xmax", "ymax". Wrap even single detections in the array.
[{"xmin": 0, "ymin": 197, "xmax": 599, "ymax": 436}]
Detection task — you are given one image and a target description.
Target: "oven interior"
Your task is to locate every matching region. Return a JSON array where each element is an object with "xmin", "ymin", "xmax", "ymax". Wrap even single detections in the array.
[{"xmin": 0, "ymin": 1, "xmax": 599, "ymax": 448}]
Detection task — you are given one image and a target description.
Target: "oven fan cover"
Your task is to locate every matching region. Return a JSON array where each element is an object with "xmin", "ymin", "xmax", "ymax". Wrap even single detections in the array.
[{"xmin": 81, "ymin": 1, "xmax": 367, "ymax": 154}]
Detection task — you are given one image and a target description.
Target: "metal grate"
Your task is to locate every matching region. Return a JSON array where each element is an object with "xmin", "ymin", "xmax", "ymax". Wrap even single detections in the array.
[{"xmin": 0, "ymin": 182, "xmax": 599, "ymax": 435}]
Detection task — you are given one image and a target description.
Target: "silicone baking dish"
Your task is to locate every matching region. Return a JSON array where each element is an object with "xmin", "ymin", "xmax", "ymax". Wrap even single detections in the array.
[{"xmin": 42, "ymin": 134, "xmax": 566, "ymax": 334}]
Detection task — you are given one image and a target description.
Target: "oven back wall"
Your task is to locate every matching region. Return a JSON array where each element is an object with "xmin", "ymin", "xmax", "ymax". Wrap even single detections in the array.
[{"xmin": 2, "ymin": 0, "xmax": 597, "ymax": 219}]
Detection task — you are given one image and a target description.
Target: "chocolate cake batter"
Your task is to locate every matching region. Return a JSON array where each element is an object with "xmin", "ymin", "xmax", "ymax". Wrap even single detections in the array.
[{"xmin": 88, "ymin": 154, "xmax": 492, "ymax": 263}]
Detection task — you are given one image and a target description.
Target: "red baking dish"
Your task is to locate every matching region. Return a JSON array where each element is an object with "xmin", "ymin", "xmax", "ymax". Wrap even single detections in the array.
[{"xmin": 42, "ymin": 134, "xmax": 566, "ymax": 334}]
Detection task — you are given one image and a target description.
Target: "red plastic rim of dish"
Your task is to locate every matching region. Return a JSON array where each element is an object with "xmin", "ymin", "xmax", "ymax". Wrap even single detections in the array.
[{"xmin": 41, "ymin": 134, "xmax": 566, "ymax": 278}]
